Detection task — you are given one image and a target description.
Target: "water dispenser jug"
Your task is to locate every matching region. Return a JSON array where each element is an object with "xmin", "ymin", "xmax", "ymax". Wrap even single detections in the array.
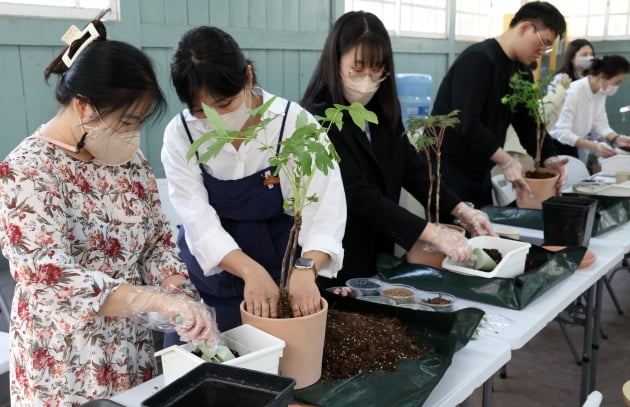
[{"xmin": 395, "ymin": 73, "xmax": 432, "ymax": 129}]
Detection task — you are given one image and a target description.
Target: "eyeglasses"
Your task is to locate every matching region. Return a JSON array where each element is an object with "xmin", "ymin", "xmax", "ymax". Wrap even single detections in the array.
[
  {"xmin": 533, "ymin": 26, "xmax": 554, "ymax": 55},
  {"xmin": 347, "ymin": 68, "xmax": 390, "ymax": 84}
]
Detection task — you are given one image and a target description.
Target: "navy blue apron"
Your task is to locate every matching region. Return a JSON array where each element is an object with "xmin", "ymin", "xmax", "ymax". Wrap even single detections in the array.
[{"xmin": 177, "ymin": 102, "xmax": 293, "ymax": 332}]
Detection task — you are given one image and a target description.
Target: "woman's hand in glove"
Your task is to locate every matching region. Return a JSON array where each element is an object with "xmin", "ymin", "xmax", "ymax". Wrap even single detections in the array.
[
  {"xmin": 126, "ymin": 286, "xmax": 221, "ymax": 348},
  {"xmin": 501, "ymin": 157, "xmax": 533, "ymax": 198},
  {"xmin": 593, "ymin": 141, "xmax": 616, "ymax": 158},
  {"xmin": 407, "ymin": 223, "xmax": 472, "ymax": 263},
  {"xmin": 453, "ymin": 202, "xmax": 496, "ymax": 236}
]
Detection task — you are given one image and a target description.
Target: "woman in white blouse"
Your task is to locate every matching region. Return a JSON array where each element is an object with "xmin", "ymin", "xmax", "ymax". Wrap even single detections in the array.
[
  {"xmin": 161, "ymin": 26, "xmax": 346, "ymax": 334},
  {"xmin": 550, "ymin": 55, "xmax": 630, "ymax": 161}
]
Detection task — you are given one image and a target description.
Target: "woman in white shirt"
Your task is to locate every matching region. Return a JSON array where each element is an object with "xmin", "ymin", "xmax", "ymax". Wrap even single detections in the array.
[
  {"xmin": 550, "ymin": 55, "xmax": 630, "ymax": 160},
  {"xmin": 161, "ymin": 26, "xmax": 346, "ymax": 333}
]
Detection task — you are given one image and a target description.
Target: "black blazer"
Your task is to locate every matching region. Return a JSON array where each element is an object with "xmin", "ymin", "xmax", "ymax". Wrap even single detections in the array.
[{"xmin": 305, "ymin": 99, "xmax": 461, "ymax": 285}]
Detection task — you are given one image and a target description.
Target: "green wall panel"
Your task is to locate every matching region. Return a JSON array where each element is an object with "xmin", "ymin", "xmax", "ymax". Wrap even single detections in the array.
[{"xmin": 1, "ymin": 0, "xmax": 627, "ymax": 177}]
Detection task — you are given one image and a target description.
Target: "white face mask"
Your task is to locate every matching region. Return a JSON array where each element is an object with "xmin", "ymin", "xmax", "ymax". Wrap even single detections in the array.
[
  {"xmin": 342, "ymin": 75, "xmax": 380, "ymax": 105},
  {"xmin": 81, "ymin": 118, "xmax": 140, "ymax": 166},
  {"xmin": 220, "ymin": 90, "xmax": 251, "ymax": 132},
  {"xmin": 576, "ymin": 56, "xmax": 593, "ymax": 71},
  {"xmin": 599, "ymin": 83, "xmax": 619, "ymax": 97}
]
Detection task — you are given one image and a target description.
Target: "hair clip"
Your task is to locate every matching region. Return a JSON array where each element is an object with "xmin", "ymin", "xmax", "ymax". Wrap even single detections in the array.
[{"xmin": 61, "ymin": 23, "xmax": 100, "ymax": 68}]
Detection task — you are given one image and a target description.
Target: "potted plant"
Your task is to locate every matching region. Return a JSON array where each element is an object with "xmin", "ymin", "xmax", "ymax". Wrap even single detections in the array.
[
  {"xmin": 188, "ymin": 97, "xmax": 377, "ymax": 388},
  {"xmin": 405, "ymin": 110, "xmax": 465, "ymax": 268},
  {"xmin": 501, "ymin": 71, "xmax": 560, "ymax": 209}
]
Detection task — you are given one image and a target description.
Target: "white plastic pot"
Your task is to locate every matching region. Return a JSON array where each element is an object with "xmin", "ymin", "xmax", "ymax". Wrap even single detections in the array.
[
  {"xmin": 155, "ymin": 323, "xmax": 286, "ymax": 385},
  {"xmin": 441, "ymin": 236, "xmax": 531, "ymax": 279}
]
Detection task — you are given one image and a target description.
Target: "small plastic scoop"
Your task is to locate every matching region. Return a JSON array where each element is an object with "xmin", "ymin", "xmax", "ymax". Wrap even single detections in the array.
[
  {"xmin": 450, "ymin": 248, "xmax": 497, "ymax": 271},
  {"xmin": 197, "ymin": 342, "xmax": 236, "ymax": 363}
]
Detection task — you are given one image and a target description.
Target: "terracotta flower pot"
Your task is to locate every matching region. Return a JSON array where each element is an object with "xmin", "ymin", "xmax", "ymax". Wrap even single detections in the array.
[
  {"xmin": 516, "ymin": 167, "xmax": 559, "ymax": 210},
  {"xmin": 409, "ymin": 224, "xmax": 465, "ymax": 269},
  {"xmin": 240, "ymin": 297, "xmax": 328, "ymax": 389}
]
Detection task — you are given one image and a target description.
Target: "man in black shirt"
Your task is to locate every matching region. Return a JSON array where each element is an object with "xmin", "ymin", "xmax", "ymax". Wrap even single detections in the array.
[{"xmin": 431, "ymin": 2, "xmax": 567, "ymax": 209}]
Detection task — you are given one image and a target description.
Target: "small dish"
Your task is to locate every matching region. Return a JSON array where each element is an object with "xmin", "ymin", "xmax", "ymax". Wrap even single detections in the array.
[
  {"xmin": 419, "ymin": 292, "xmax": 455, "ymax": 311},
  {"xmin": 345, "ymin": 277, "xmax": 383, "ymax": 296},
  {"xmin": 359, "ymin": 296, "xmax": 396, "ymax": 305},
  {"xmin": 542, "ymin": 246, "xmax": 597, "ymax": 269},
  {"xmin": 378, "ymin": 284, "xmax": 416, "ymax": 304},
  {"xmin": 325, "ymin": 286, "xmax": 362, "ymax": 298}
]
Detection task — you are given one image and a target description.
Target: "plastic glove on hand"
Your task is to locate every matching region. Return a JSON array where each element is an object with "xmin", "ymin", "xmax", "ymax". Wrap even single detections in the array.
[
  {"xmin": 595, "ymin": 141, "xmax": 616, "ymax": 158},
  {"xmin": 544, "ymin": 156, "xmax": 569, "ymax": 195},
  {"xmin": 454, "ymin": 203, "xmax": 496, "ymax": 236},
  {"xmin": 128, "ymin": 287, "xmax": 221, "ymax": 348},
  {"xmin": 501, "ymin": 158, "xmax": 533, "ymax": 198},
  {"xmin": 425, "ymin": 224, "xmax": 472, "ymax": 263}
]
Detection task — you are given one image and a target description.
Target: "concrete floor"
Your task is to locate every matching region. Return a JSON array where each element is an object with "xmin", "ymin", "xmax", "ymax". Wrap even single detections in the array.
[{"xmin": 466, "ymin": 264, "xmax": 630, "ymax": 407}]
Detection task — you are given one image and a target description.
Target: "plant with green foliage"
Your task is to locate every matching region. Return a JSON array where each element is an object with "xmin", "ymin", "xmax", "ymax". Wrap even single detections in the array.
[
  {"xmin": 501, "ymin": 70, "xmax": 555, "ymax": 168},
  {"xmin": 406, "ymin": 110, "xmax": 460, "ymax": 224},
  {"xmin": 187, "ymin": 97, "xmax": 377, "ymax": 317}
]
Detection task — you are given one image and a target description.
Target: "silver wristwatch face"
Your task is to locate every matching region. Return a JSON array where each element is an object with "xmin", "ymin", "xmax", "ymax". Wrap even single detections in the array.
[{"xmin": 295, "ymin": 257, "xmax": 315, "ymax": 268}]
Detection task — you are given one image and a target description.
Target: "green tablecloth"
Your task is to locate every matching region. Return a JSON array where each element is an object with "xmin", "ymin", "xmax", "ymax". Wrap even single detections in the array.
[
  {"xmin": 376, "ymin": 245, "xmax": 585, "ymax": 310},
  {"xmin": 294, "ymin": 291, "xmax": 484, "ymax": 407}
]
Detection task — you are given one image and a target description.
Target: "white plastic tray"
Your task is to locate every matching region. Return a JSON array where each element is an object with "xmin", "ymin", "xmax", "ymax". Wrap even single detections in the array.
[
  {"xmin": 442, "ymin": 236, "xmax": 531, "ymax": 279},
  {"xmin": 156, "ymin": 323, "xmax": 285, "ymax": 385}
]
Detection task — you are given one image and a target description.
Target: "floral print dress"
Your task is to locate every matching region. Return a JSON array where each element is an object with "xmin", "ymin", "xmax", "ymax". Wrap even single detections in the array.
[{"xmin": 0, "ymin": 136, "xmax": 187, "ymax": 406}]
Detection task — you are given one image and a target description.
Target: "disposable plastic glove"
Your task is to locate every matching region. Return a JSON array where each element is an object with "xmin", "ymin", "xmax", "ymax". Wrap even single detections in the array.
[
  {"xmin": 501, "ymin": 157, "xmax": 533, "ymax": 198},
  {"xmin": 422, "ymin": 224, "xmax": 472, "ymax": 263},
  {"xmin": 614, "ymin": 135, "xmax": 630, "ymax": 149},
  {"xmin": 127, "ymin": 286, "xmax": 221, "ymax": 348},
  {"xmin": 454, "ymin": 203, "xmax": 496, "ymax": 237},
  {"xmin": 543, "ymin": 156, "xmax": 569, "ymax": 195},
  {"xmin": 594, "ymin": 141, "xmax": 616, "ymax": 158}
]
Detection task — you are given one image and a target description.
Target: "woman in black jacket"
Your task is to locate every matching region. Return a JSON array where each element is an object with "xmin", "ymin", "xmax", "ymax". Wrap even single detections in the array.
[{"xmin": 300, "ymin": 11, "xmax": 494, "ymax": 286}]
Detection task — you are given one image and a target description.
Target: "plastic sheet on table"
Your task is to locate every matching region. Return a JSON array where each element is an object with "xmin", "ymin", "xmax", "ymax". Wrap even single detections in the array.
[
  {"xmin": 294, "ymin": 290, "xmax": 484, "ymax": 407},
  {"xmin": 376, "ymin": 245, "xmax": 586, "ymax": 310}
]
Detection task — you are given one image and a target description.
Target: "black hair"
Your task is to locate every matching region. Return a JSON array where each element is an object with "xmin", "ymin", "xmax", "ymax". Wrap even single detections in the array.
[
  {"xmin": 509, "ymin": 1, "xmax": 567, "ymax": 40},
  {"xmin": 170, "ymin": 26, "xmax": 256, "ymax": 110},
  {"xmin": 588, "ymin": 55, "xmax": 630, "ymax": 79},
  {"xmin": 300, "ymin": 11, "xmax": 399, "ymax": 129},
  {"xmin": 44, "ymin": 9, "xmax": 166, "ymax": 127},
  {"xmin": 556, "ymin": 38, "xmax": 595, "ymax": 81}
]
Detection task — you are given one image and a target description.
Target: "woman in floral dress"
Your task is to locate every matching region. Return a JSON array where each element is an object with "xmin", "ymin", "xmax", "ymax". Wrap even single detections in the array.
[{"xmin": 0, "ymin": 11, "xmax": 220, "ymax": 406}]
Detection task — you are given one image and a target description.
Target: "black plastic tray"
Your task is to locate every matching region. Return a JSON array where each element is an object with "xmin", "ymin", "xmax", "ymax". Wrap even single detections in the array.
[{"xmin": 141, "ymin": 363, "xmax": 295, "ymax": 407}]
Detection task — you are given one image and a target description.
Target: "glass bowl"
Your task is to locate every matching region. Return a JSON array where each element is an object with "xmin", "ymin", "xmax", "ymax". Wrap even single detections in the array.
[
  {"xmin": 419, "ymin": 292, "xmax": 456, "ymax": 311},
  {"xmin": 359, "ymin": 296, "xmax": 396, "ymax": 305},
  {"xmin": 345, "ymin": 278, "xmax": 384, "ymax": 296},
  {"xmin": 325, "ymin": 286, "xmax": 363, "ymax": 298},
  {"xmin": 378, "ymin": 284, "xmax": 417, "ymax": 304}
]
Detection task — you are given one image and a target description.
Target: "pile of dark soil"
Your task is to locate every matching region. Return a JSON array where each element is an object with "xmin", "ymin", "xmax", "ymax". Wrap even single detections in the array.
[
  {"xmin": 321, "ymin": 309, "xmax": 425, "ymax": 379},
  {"xmin": 482, "ymin": 248, "xmax": 502, "ymax": 264}
]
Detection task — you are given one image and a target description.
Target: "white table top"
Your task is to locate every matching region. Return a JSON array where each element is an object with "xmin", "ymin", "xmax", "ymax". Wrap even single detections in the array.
[
  {"xmin": 111, "ymin": 338, "xmax": 510, "ymax": 407},
  {"xmin": 0, "ymin": 331, "xmax": 9, "ymax": 375},
  {"xmin": 467, "ymin": 224, "xmax": 626, "ymax": 350},
  {"xmin": 424, "ymin": 336, "xmax": 510, "ymax": 407}
]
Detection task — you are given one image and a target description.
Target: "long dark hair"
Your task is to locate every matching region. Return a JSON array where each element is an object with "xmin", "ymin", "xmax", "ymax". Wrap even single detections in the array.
[
  {"xmin": 300, "ymin": 11, "xmax": 399, "ymax": 129},
  {"xmin": 556, "ymin": 39, "xmax": 594, "ymax": 81},
  {"xmin": 44, "ymin": 10, "xmax": 166, "ymax": 127},
  {"xmin": 170, "ymin": 26, "xmax": 257, "ymax": 110},
  {"xmin": 588, "ymin": 55, "xmax": 630, "ymax": 79}
]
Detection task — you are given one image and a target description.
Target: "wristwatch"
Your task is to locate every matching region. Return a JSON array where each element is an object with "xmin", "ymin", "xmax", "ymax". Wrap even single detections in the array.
[{"xmin": 294, "ymin": 257, "xmax": 318, "ymax": 278}]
